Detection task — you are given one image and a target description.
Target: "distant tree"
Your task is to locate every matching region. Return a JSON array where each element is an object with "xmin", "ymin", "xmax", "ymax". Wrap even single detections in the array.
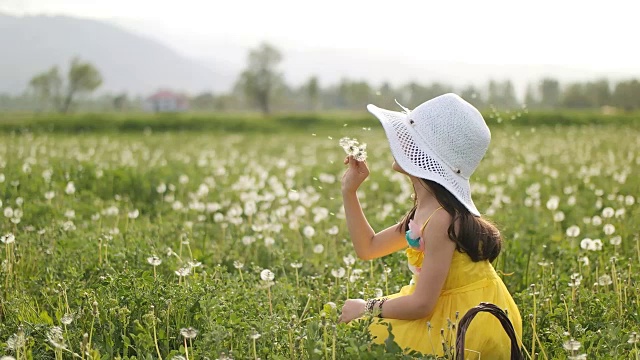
[
  {"xmin": 113, "ymin": 93, "xmax": 128, "ymax": 111},
  {"xmin": 584, "ymin": 79, "xmax": 610, "ymax": 107},
  {"xmin": 191, "ymin": 92, "xmax": 216, "ymax": 111},
  {"xmin": 59, "ymin": 58, "xmax": 103, "ymax": 113},
  {"xmin": 524, "ymin": 84, "xmax": 538, "ymax": 108},
  {"xmin": 562, "ymin": 83, "xmax": 591, "ymax": 108},
  {"xmin": 460, "ymin": 85, "xmax": 484, "ymax": 109},
  {"xmin": 487, "ymin": 80, "xmax": 518, "ymax": 109},
  {"xmin": 305, "ymin": 76, "xmax": 320, "ymax": 111},
  {"xmin": 612, "ymin": 79, "xmax": 640, "ymax": 111},
  {"xmin": 29, "ymin": 66, "xmax": 62, "ymax": 111},
  {"xmin": 235, "ymin": 42, "xmax": 284, "ymax": 115},
  {"xmin": 539, "ymin": 78, "xmax": 560, "ymax": 109}
]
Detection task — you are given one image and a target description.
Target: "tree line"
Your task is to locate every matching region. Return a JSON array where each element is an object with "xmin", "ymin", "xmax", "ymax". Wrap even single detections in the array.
[{"xmin": 5, "ymin": 43, "xmax": 640, "ymax": 114}]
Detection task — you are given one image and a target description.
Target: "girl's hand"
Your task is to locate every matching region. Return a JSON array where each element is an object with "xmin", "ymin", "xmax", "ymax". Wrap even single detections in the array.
[
  {"xmin": 341, "ymin": 156, "xmax": 369, "ymax": 194},
  {"xmin": 338, "ymin": 299, "xmax": 366, "ymax": 323}
]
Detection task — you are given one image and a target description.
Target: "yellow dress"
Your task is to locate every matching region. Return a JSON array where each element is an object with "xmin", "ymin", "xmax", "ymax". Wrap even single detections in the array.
[{"xmin": 369, "ymin": 212, "xmax": 523, "ymax": 359}]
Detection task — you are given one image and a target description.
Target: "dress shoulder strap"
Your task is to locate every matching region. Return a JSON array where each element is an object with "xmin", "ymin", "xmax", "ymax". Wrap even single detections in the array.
[{"xmin": 419, "ymin": 206, "xmax": 444, "ymax": 234}]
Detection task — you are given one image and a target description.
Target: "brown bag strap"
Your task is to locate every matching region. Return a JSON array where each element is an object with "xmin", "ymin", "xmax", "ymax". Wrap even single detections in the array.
[{"xmin": 455, "ymin": 302, "xmax": 523, "ymax": 360}]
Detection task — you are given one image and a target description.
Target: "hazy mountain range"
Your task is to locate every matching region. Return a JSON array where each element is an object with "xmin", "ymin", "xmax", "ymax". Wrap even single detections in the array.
[{"xmin": 2, "ymin": 12, "xmax": 638, "ymax": 97}]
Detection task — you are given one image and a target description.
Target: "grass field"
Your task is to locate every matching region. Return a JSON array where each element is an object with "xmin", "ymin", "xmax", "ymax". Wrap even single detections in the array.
[{"xmin": 0, "ymin": 122, "xmax": 639, "ymax": 359}]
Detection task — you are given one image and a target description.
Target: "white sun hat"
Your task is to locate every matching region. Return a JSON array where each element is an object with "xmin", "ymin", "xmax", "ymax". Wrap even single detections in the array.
[{"xmin": 367, "ymin": 93, "xmax": 491, "ymax": 217}]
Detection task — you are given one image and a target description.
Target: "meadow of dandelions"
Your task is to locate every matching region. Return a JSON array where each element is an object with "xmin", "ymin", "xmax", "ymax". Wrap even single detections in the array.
[{"xmin": 0, "ymin": 125, "xmax": 639, "ymax": 359}]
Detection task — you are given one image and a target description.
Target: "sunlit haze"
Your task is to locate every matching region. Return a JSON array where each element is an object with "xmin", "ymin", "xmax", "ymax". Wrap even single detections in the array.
[{"xmin": 4, "ymin": 0, "xmax": 639, "ymax": 69}]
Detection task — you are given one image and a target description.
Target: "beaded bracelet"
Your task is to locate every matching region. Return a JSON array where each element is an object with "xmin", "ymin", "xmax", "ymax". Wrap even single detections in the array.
[{"xmin": 364, "ymin": 297, "xmax": 389, "ymax": 318}]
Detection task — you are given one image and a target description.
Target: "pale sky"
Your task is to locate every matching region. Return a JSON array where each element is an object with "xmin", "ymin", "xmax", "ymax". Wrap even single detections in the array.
[{"xmin": 3, "ymin": 0, "xmax": 640, "ymax": 71}]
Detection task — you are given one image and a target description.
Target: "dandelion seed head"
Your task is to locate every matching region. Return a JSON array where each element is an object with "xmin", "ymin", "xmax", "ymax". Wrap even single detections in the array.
[
  {"xmin": 180, "ymin": 327, "xmax": 199, "ymax": 339},
  {"xmin": 260, "ymin": 269, "xmax": 275, "ymax": 281},
  {"xmin": 566, "ymin": 225, "xmax": 580, "ymax": 238},
  {"xmin": 147, "ymin": 256, "xmax": 162, "ymax": 266}
]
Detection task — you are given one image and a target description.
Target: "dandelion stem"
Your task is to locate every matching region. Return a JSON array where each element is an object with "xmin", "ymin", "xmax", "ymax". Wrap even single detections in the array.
[
  {"xmin": 253, "ymin": 337, "xmax": 257, "ymax": 360},
  {"xmin": 184, "ymin": 337, "xmax": 190, "ymax": 360},
  {"xmin": 267, "ymin": 286, "xmax": 273, "ymax": 316}
]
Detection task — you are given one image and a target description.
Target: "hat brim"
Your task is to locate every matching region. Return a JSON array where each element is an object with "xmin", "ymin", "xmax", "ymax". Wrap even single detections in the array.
[{"xmin": 367, "ymin": 104, "xmax": 481, "ymax": 217}]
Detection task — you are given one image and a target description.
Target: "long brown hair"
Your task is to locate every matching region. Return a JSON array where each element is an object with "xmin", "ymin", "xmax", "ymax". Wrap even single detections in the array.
[{"xmin": 397, "ymin": 179, "xmax": 502, "ymax": 262}]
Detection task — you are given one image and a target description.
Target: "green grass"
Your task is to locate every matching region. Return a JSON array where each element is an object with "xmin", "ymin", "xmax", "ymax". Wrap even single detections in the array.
[
  {"xmin": 0, "ymin": 109, "xmax": 639, "ymax": 134},
  {"xmin": 0, "ymin": 125, "xmax": 639, "ymax": 359}
]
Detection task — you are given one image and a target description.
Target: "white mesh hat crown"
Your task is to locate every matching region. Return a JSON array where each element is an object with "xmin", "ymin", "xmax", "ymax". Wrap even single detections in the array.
[{"xmin": 367, "ymin": 93, "xmax": 491, "ymax": 216}]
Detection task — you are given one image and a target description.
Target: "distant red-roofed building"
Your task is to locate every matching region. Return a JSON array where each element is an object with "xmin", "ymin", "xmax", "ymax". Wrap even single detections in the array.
[{"xmin": 144, "ymin": 90, "xmax": 189, "ymax": 112}]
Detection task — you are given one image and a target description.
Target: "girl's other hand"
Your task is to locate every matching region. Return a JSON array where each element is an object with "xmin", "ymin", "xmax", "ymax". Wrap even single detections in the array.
[
  {"xmin": 341, "ymin": 155, "xmax": 369, "ymax": 194},
  {"xmin": 338, "ymin": 299, "xmax": 366, "ymax": 323}
]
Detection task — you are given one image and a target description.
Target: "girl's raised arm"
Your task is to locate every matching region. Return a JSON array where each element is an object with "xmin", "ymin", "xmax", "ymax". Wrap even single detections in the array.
[{"xmin": 341, "ymin": 156, "xmax": 407, "ymax": 260}]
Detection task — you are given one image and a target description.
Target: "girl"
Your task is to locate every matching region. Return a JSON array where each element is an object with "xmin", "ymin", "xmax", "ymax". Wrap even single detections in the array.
[{"xmin": 338, "ymin": 93, "xmax": 522, "ymax": 358}]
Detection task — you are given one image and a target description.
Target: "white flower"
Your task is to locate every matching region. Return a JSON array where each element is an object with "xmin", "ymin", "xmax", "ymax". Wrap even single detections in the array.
[
  {"xmin": 4, "ymin": 207, "xmax": 13, "ymax": 218},
  {"xmin": 64, "ymin": 209, "xmax": 75, "ymax": 219},
  {"xmin": 553, "ymin": 211, "xmax": 565, "ymax": 222},
  {"xmin": 290, "ymin": 262, "xmax": 302, "ymax": 269},
  {"xmin": 577, "ymin": 256, "xmax": 589, "ymax": 266},
  {"xmin": 264, "ymin": 237, "xmax": 275, "ymax": 246},
  {"xmin": 603, "ymin": 224, "xmax": 615, "ymax": 235},
  {"xmin": 303, "ymin": 225, "xmax": 315, "ymax": 238},
  {"xmin": 313, "ymin": 244, "xmax": 324, "ymax": 254},
  {"xmin": 147, "ymin": 256, "xmax": 162, "ymax": 266},
  {"xmin": 566, "ymin": 225, "xmax": 580, "ymax": 238},
  {"xmin": 580, "ymin": 238, "xmax": 592, "ymax": 250},
  {"xmin": 242, "ymin": 236, "xmax": 255, "ymax": 246},
  {"xmin": 546, "ymin": 196, "xmax": 559, "ymax": 211},
  {"xmin": 233, "ymin": 261, "xmax": 244, "ymax": 269},
  {"xmin": 47, "ymin": 326, "xmax": 66, "ymax": 349},
  {"xmin": 61, "ymin": 313, "xmax": 74, "ymax": 325},
  {"xmin": 179, "ymin": 175, "xmax": 189, "ymax": 184},
  {"xmin": 331, "ymin": 267, "xmax": 346, "ymax": 278},
  {"xmin": 249, "ymin": 330, "xmax": 261, "ymax": 340},
  {"xmin": 1, "ymin": 233, "xmax": 15, "ymax": 244},
  {"xmin": 563, "ymin": 339, "xmax": 581, "ymax": 351},
  {"xmin": 609, "ymin": 235, "xmax": 622, "ymax": 246},
  {"xmin": 591, "ymin": 215, "xmax": 602, "ymax": 226},
  {"xmin": 327, "ymin": 225, "xmax": 339, "ymax": 235},
  {"xmin": 343, "ymin": 254, "xmax": 356, "ymax": 267},
  {"xmin": 591, "ymin": 239, "xmax": 603, "ymax": 251},
  {"xmin": 180, "ymin": 327, "xmax": 198, "ymax": 339},
  {"xmin": 157, "ymin": 183, "xmax": 167, "ymax": 194},
  {"xmin": 65, "ymin": 181, "xmax": 76, "ymax": 195},
  {"xmin": 175, "ymin": 266, "xmax": 191, "ymax": 277},
  {"xmin": 128, "ymin": 209, "xmax": 140, "ymax": 219},
  {"xmin": 624, "ymin": 195, "xmax": 635, "ymax": 206},
  {"xmin": 601, "ymin": 207, "xmax": 614, "ymax": 218},
  {"xmin": 597, "ymin": 274, "xmax": 613, "ymax": 286},
  {"xmin": 260, "ymin": 269, "xmax": 275, "ymax": 281}
]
